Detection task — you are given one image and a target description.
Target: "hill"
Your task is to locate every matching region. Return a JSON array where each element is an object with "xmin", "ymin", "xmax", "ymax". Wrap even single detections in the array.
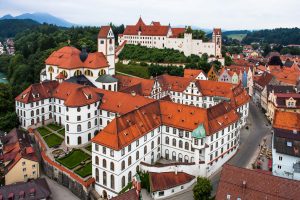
[
  {"xmin": 242, "ymin": 28, "xmax": 300, "ymax": 45},
  {"xmin": 0, "ymin": 19, "xmax": 40, "ymax": 39},
  {"xmin": 0, "ymin": 12, "xmax": 75, "ymax": 27}
]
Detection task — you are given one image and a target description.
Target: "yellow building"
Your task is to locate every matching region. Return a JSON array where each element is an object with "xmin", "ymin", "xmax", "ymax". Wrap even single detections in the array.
[
  {"xmin": 1, "ymin": 128, "xmax": 40, "ymax": 185},
  {"xmin": 207, "ymin": 65, "xmax": 219, "ymax": 81}
]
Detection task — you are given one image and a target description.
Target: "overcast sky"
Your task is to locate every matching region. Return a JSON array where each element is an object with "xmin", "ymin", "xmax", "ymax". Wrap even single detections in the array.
[{"xmin": 1, "ymin": 0, "xmax": 299, "ymax": 30}]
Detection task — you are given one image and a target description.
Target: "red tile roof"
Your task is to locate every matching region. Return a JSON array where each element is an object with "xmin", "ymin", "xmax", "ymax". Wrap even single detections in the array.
[
  {"xmin": 183, "ymin": 69, "xmax": 206, "ymax": 79},
  {"xmin": 171, "ymin": 28, "xmax": 185, "ymax": 38},
  {"xmin": 149, "ymin": 172, "xmax": 195, "ymax": 192},
  {"xmin": 98, "ymin": 26, "xmax": 111, "ymax": 38},
  {"xmin": 45, "ymin": 46, "xmax": 108, "ymax": 70},
  {"xmin": 216, "ymin": 164, "xmax": 300, "ymax": 200},
  {"xmin": 92, "ymin": 101, "xmax": 239, "ymax": 150},
  {"xmin": 111, "ymin": 189, "xmax": 139, "ymax": 200},
  {"xmin": 273, "ymin": 110, "xmax": 300, "ymax": 131},
  {"xmin": 213, "ymin": 28, "xmax": 222, "ymax": 35},
  {"xmin": 116, "ymin": 75, "xmax": 155, "ymax": 96}
]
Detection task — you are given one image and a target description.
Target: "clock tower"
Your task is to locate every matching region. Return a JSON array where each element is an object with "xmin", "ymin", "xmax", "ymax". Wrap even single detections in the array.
[{"xmin": 98, "ymin": 26, "xmax": 115, "ymax": 75}]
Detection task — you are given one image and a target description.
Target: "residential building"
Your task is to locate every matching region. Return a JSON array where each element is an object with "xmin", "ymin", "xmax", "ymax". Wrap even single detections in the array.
[
  {"xmin": 216, "ymin": 164, "xmax": 300, "ymax": 200},
  {"xmin": 207, "ymin": 66, "xmax": 219, "ymax": 81},
  {"xmin": 0, "ymin": 178, "xmax": 51, "ymax": 199},
  {"xmin": 183, "ymin": 69, "xmax": 207, "ymax": 80},
  {"xmin": 1, "ymin": 128, "xmax": 40, "ymax": 185},
  {"xmin": 118, "ymin": 17, "xmax": 222, "ymax": 58},
  {"xmin": 272, "ymin": 110, "xmax": 300, "ymax": 180},
  {"xmin": 266, "ymin": 85, "xmax": 299, "ymax": 122}
]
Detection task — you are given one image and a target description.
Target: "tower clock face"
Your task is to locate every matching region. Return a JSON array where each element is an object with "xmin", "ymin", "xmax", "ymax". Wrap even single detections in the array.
[{"xmin": 109, "ymin": 46, "xmax": 113, "ymax": 51}]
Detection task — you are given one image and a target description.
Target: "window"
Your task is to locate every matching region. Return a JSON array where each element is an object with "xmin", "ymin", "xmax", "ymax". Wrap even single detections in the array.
[
  {"xmin": 121, "ymin": 161, "xmax": 125, "ymax": 170},
  {"xmin": 95, "ymin": 168, "xmax": 99, "ymax": 182},
  {"xmin": 103, "ymin": 159, "xmax": 107, "ymax": 168},
  {"xmin": 144, "ymin": 146, "xmax": 147, "ymax": 154},
  {"xmin": 159, "ymin": 191, "xmax": 165, "ymax": 196},
  {"xmin": 136, "ymin": 151, "xmax": 140, "ymax": 160},
  {"xmin": 110, "ymin": 149, "xmax": 114, "ymax": 157},
  {"xmin": 111, "ymin": 175, "xmax": 115, "ymax": 189},
  {"xmin": 166, "ymin": 126, "xmax": 169, "ymax": 132},
  {"xmin": 128, "ymin": 144, "xmax": 132, "ymax": 152},
  {"xmin": 128, "ymin": 171, "xmax": 132, "ymax": 182},
  {"xmin": 179, "ymin": 140, "xmax": 183, "ymax": 148},
  {"xmin": 110, "ymin": 162, "xmax": 114, "ymax": 171},
  {"xmin": 278, "ymin": 165, "xmax": 281, "ymax": 169},
  {"xmin": 279, "ymin": 156, "xmax": 282, "ymax": 161},
  {"xmin": 144, "ymin": 135, "xmax": 147, "ymax": 142},
  {"xmin": 194, "ymin": 139, "xmax": 198, "ymax": 145},
  {"xmin": 136, "ymin": 140, "xmax": 139, "ymax": 147},
  {"xmin": 172, "ymin": 138, "xmax": 176, "ymax": 147},
  {"xmin": 95, "ymin": 156, "xmax": 99, "ymax": 165},
  {"xmin": 185, "ymin": 131, "xmax": 189, "ymax": 138},
  {"xmin": 77, "ymin": 107, "xmax": 81, "ymax": 112},
  {"xmin": 128, "ymin": 156, "xmax": 132, "ymax": 166},
  {"xmin": 122, "ymin": 176, "xmax": 125, "ymax": 188},
  {"xmin": 151, "ymin": 131, "xmax": 154, "ymax": 137},
  {"xmin": 103, "ymin": 147, "xmax": 106, "ymax": 154},
  {"xmin": 103, "ymin": 172, "xmax": 107, "ymax": 186},
  {"xmin": 77, "ymin": 116, "xmax": 81, "ymax": 121},
  {"xmin": 157, "ymin": 137, "xmax": 160, "ymax": 145},
  {"xmin": 95, "ymin": 144, "xmax": 99, "ymax": 151},
  {"xmin": 185, "ymin": 142, "xmax": 189, "ymax": 150},
  {"xmin": 94, "ymin": 118, "xmax": 97, "ymax": 125},
  {"xmin": 151, "ymin": 141, "xmax": 154, "ymax": 149},
  {"xmin": 66, "ymin": 124, "xmax": 69, "ymax": 131},
  {"xmin": 179, "ymin": 130, "xmax": 183, "ymax": 137},
  {"xmin": 77, "ymin": 136, "xmax": 82, "ymax": 145},
  {"xmin": 77, "ymin": 125, "xmax": 81, "ymax": 132},
  {"xmin": 88, "ymin": 121, "xmax": 91, "ymax": 129},
  {"xmin": 165, "ymin": 136, "xmax": 169, "ymax": 144},
  {"xmin": 173, "ymin": 128, "xmax": 176, "ymax": 135}
]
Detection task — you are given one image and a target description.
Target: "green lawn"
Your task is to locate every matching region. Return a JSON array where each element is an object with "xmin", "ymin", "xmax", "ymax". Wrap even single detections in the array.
[
  {"xmin": 226, "ymin": 34, "xmax": 247, "ymax": 41},
  {"xmin": 37, "ymin": 127, "xmax": 52, "ymax": 137},
  {"xmin": 43, "ymin": 134, "xmax": 64, "ymax": 148},
  {"xmin": 85, "ymin": 144, "xmax": 92, "ymax": 152},
  {"xmin": 75, "ymin": 162, "xmax": 92, "ymax": 178},
  {"xmin": 56, "ymin": 149, "xmax": 90, "ymax": 169},
  {"xmin": 116, "ymin": 62, "xmax": 149, "ymax": 78},
  {"xmin": 57, "ymin": 129, "xmax": 65, "ymax": 136},
  {"xmin": 47, "ymin": 123, "xmax": 63, "ymax": 131}
]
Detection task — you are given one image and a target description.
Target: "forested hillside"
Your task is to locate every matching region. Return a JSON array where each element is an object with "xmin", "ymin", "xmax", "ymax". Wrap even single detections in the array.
[
  {"xmin": 0, "ymin": 19, "xmax": 40, "ymax": 40},
  {"xmin": 242, "ymin": 28, "xmax": 300, "ymax": 45}
]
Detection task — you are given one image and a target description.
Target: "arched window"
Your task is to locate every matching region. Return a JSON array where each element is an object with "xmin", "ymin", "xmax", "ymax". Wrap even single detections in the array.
[
  {"xmin": 78, "ymin": 136, "xmax": 82, "ymax": 145},
  {"xmin": 172, "ymin": 138, "xmax": 176, "ymax": 147},
  {"xmin": 42, "ymin": 107, "xmax": 44, "ymax": 113},
  {"xmin": 98, "ymin": 69, "xmax": 106, "ymax": 76},
  {"xmin": 128, "ymin": 156, "xmax": 132, "ymax": 166},
  {"xmin": 165, "ymin": 136, "xmax": 169, "ymax": 144},
  {"xmin": 151, "ymin": 141, "xmax": 154, "ymax": 149},
  {"xmin": 157, "ymin": 137, "xmax": 160, "ymax": 145},
  {"xmin": 88, "ymin": 121, "xmax": 91, "ymax": 128},
  {"xmin": 108, "ymin": 85, "xmax": 112, "ymax": 91},
  {"xmin": 121, "ymin": 160, "xmax": 125, "ymax": 170},
  {"xmin": 103, "ymin": 171, "xmax": 107, "ymax": 186},
  {"xmin": 128, "ymin": 171, "xmax": 132, "ymax": 182},
  {"xmin": 179, "ymin": 140, "xmax": 183, "ymax": 148},
  {"xmin": 136, "ymin": 151, "xmax": 139, "ymax": 160},
  {"xmin": 61, "ymin": 70, "xmax": 68, "ymax": 78},
  {"xmin": 178, "ymin": 153, "xmax": 183, "ymax": 162},
  {"xmin": 94, "ymin": 118, "xmax": 97, "ymax": 125},
  {"xmin": 144, "ymin": 146, "xmax": 147, "ymax": 155},
  {"xmin": 67, "ymin": 136, "xmax": 69, "ymax": 144},
  {"xmin": 36, "ymin": 109, "xmax": 39, "ymax": 115},
  {"xmin": 84, "ymin": 70, "xmax": 94, "ymax": 77},
  {"xmin": 95, "ymin": 156, "xmax": 99, "ymax": 165},
  {"xmin": 184, "ymin": 155, "xmax": 189, "ymax": 163},
  {"xmin": 185, "ymin": 142, "xmax": 189, "ymax": 150},
  {"xmin": 77, "ymin": 125, "xmax": 81, "ymax": 132},
  {"xmin": 31, "ymin": 110, "xmax": 34, "ymax": 117},
  {"xmin": 172, "ymin": 151, "xmax": 176, "ymax": 161},
  {"xmin": 110, "ymin": 175, "xmax": 115, "ymax": 189},
  {"xmin": 95, "ymin": 168, "xmax": 99, "ymax": 182},
  {"xmin": 74, "ymin": 70, "xmax": 82, "ymax": 76},
  {"xmin": 88, "ymin": 133, "xmax": 91, "ymax": 141},
  {"xmin": 103, "ymin": 159, "xmax": 107, "ymax": 168},
  {"xmin": 110, "ymin": 162, "xmax": 114, "ymax": 171},
  {"xmin": 48, "ymin": 66, "xmax": 54, "ymax": 73},
  {"xmin": 49, "ymin": 105, "xmax": 52, "ymax": 111},
  {"xmin": 122, "ymin": 176, "xmax": 125, "ymax": 188},
  {"xmin": 165, "ymin": 149, "xmax": 169, "ymax": 160}
]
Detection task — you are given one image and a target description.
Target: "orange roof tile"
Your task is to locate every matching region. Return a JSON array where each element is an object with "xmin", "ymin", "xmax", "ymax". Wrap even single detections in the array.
[
  {"xmin": 98, "ymin": 26, "xmax": 111, "ymax": 38},
  {"xmin": 183, "ymin": 69, "xmax": 206, "ymax": 79},
  {"xmin": 273, "ymin": 110, "xmax": 300, "ymax": 131}
]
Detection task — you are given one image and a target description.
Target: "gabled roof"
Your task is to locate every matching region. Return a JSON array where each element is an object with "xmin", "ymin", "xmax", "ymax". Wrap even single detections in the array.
[
  {"xmin": 96, "ymin": 74, "xmax": 118, "ymax": 83},
  {"xmin": 45, "ymin": 46, "xmax": 109, "ymax": 70},
  {"xmin": 255, "ymin": 72, "xmax": 274, "ymax": 89},
  {"xmin": 150, "ymin": 172, "xmax": 195, "ymax": 192},
  {"xmin": 183, "ymin": 69, "xmax": 206, "ymax": 79},
  {"xmin": 273, "ymin": 128, "xmax": 300, "ymax": 157},
  {"xmin": 216, "ymin": 164, "xmax": 300, "ymax": 200},
  {"xmin": 98, "ymin": 26, "xmax": 112, "ymax": 38},
  {"xmin": 111, "ymin": 189, "xmax": 139, "ymax": 200}
]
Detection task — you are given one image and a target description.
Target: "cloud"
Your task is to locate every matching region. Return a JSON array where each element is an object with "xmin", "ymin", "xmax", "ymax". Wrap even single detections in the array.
[{"xmin": 0, "ymin": 0, "xmax": 299, "ymax": 29}]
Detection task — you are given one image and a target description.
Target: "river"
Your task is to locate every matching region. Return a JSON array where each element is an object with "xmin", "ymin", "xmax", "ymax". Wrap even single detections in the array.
[{"xmin": 0, "ymin": 72, "xmax": 8, "ymax": 83}]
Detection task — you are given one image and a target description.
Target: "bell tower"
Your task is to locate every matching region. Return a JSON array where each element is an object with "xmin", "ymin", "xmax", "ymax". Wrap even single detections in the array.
[
  {"xmin": 212, "ymin": 28, "xmax": 222, "ymax": 58},
  {"xmin": 98, "ymin": 26, "xmax": 115, "ymax": 75}
]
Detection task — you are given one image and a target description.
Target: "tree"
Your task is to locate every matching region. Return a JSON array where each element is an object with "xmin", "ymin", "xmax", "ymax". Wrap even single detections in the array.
[
  {"xmin": 268, "ymin": 56, "xmax": 283, "ymax": 66},
  {"xmin": 225, "ymin": 55, "xmax": 233, "ymax": 66},
  {"xmin": 193, "ymin": 177, "xmax": 212, "ymax": 200}
]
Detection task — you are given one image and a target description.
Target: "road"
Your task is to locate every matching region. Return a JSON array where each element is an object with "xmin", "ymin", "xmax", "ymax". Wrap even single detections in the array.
[{"xmin": 211, "ymin": 101, "xmax": 272, "ymax": 195}]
